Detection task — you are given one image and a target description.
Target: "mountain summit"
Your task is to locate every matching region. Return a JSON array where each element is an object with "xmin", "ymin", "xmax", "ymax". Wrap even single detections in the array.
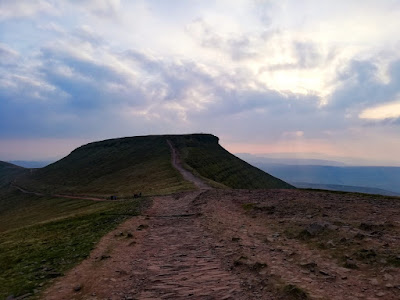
[{"xmin": 13, "ymin": 134, "xmax": 293, "ymax": 196}]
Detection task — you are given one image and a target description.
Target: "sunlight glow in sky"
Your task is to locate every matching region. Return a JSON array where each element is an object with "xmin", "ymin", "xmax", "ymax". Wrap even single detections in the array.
[{"xmin": 1, "ymin": 0, "xmax": 400, "ymax": 165}]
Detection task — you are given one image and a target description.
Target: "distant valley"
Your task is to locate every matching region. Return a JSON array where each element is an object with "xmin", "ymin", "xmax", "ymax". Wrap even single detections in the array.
[{"xmin": 238, "ymin": 153, "xmax": 400, "ymax": 196}]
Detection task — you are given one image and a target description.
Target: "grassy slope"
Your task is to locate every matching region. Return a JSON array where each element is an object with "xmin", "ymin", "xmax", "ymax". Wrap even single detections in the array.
[
  {"xmin": 18, "ymin": 135, "xmax": 195, "ymax": 196},
  {"xmin": 0, "ymin": 161, "xmax": 28, "ymax": 187},
  {"xmin": 0, "ymin": 134, "xmax": 292, "ymax": 298},
  {"xmin": 0, "ymin": 196, "xmax": 143, "ymax": 299},
  {"xmin": 16, "ymin": 134, "xmax": 292, "ymax": 196},
  {"xmin": 169, "ymin": 134, "xmax": 294, "ymax": 189}
]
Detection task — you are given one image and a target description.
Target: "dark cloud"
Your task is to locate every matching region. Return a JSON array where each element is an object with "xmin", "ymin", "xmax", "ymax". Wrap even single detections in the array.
[{"xmin": 329, "ymin": 58, "xmax": 400, "ymax": 111}]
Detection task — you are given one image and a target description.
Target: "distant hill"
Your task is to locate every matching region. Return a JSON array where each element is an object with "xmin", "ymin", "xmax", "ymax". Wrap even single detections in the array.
[
  {"xmin": 236, "ymin": 153, "xmax": 347, "ymax": 166},
  {"xmin": 8, "ymin": 160, "xmax": 53, "ymax": 168},
  {"xmin": 0, "ymin": 161, "xmax": 28, "ymax": 187},
  {"xmin": 15, "ymin": 134, "xmax": 293, "ymax": 196},
  {"xmin": 249, "ymin": 162, "xmax": 400, "ymax": 195},
  {"xmin": 168, "ymin": 134, "xmax": 293, "ymax": 190},
  {"xmin": 293, "ymin": 182, "xmax": 399, "ymax": 196}
]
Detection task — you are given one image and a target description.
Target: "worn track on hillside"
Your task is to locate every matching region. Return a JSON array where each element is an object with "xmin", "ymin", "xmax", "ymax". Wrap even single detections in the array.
[
  {"xmin": 41, "ymin": 141, "xmax": 400, "ymax": 300},
  {"xmin": 166, "ymin": 139, "xmax": 212, "ymax": 190},
  {"xmin": 11, "ymin": 184, "xmax": 125, "ymax": 202},
  {"xmin": 42, "ymin": 142, "xmax": 258, "ymax": 299}
]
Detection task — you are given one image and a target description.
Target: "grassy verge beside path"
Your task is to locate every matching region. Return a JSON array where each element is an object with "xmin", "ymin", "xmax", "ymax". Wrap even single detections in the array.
[{"xmin": 0, "ymin": 197, "xmax": 146, "ymax": 299}]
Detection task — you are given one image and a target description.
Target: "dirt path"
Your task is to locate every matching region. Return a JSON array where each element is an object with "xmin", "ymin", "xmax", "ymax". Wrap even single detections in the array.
[
  {"xmin": 43, "ymin": 191, "xmax": 258, "ymax": 299},
  {"xmin": 42, "ymin": 140, "xmax": 255, "ymax": 299},
  {"xmin": 166, "ymin": 140, "xmax": 212, "ymax": 190},
  {"xmin": 11, "ymin": 184, "xmax": 122, "ymax": 202},
  {"xmin": 40, "ymin": 141, "xmax": 400, "ymax": 299}
]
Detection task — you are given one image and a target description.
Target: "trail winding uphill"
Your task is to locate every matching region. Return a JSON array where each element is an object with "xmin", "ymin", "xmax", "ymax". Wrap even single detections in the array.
[
  {"xmin": 41, "ymin": 140, "xmax": 400, "ymax": 300},
  {"xmin": 42, "ymin": 140, "xmax": 256, "ymax": 299},
  {"xmin": 166, "ymin": 140, "xmax": 212, "ymax": 190}
]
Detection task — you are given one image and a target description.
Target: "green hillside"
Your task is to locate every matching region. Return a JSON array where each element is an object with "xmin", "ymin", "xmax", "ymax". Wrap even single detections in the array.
[
  {"xmin": 17, "ymin": 135, "xmax": 196, "ymax": 197},
  {"xmin": 0, "ymin": 134, "xmax": 292, "ymax": 298},
  {"xmin": 17, "ymin": 134, "xmax": 292, "ymax": 195},
  {"xmin": 0, "ymin": 161, "xmax": 28, "ymax": 187},
  {"xmin": 169, "ymin": 134, "xmax": 294, "ymax": 189}
]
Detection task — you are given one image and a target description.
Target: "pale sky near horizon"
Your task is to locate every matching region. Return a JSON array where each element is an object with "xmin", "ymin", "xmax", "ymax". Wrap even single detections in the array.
[{"xmin": 1, "ymin": 0, "xmax": 400, "ymax": 165}]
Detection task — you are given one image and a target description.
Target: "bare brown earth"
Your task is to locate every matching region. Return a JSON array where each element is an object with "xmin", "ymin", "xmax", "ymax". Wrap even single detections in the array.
[{"xmin": 42, "ymin": 144, "xmax": 400, "ymax": 299}]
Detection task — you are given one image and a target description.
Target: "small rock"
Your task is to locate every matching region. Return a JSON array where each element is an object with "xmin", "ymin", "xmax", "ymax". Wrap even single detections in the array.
[
  {"xmin": 376, "ymin": 292, "xmax": 385, "ymax": 297},
  {"xmin": 136, "ymin": 224, "xmax": 148, "ymax": 231},
  {"xmin": 73, "ymin": 284, "xmax": 82, "ymax": 292},
  {"xmin": 354, "ymin": 233, "xmax": 365, "ymax": 240},
  {"xmin": 370, "ymin": 278, "xmax": 379, "ymax": 286},
  {"xmin": 300, "ymin": 262, "xmax": 317, "ymax": 273},
  {"xmin": 100, "ymin": 255, "xmax": 111, "ymax": 260},
  {"xmin": 319, "ymin": 270, "xmax": 330, "ymax": 276},
  {"xmin": 344, "ymin": 259, "xmax": 358, "ymax": 269},
  {"xmin": 326, "ymin": 240, "xmax": 335, "ymax": 247},
  {"xmin": 383, "ymin": 273, "xmax": 393, "ymax": 281}
]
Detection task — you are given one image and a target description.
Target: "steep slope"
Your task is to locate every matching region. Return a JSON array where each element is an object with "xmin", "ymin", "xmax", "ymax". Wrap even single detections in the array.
[
  {"xmin": 169, "ymin": 134, "xmax": 294, "ymax": 189},
  {"xmin": 17, "ymin": 134, "xmax": 293, "ymax": 196},
  {"xmin": 18, "ymin": 135, "xmax": 195, "ymax": 196},
  {"xmin": 0, "ymin": 161, "xmax": 28, "ymax": 187}
]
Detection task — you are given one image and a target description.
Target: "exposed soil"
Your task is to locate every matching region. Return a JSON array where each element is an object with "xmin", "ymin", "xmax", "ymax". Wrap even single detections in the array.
[
  {"xmin": 41, "ymin": 143, "xmax": 400, "ymax": 299},
  {"xmin": 166, "ymin": 140, "xmax": 211, "ymax": 190}
]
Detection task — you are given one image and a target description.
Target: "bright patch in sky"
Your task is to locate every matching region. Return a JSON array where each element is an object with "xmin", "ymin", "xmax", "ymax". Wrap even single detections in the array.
[{"xmin": 359, "ymin": 101, "xmax": 400, "ymax": 120}]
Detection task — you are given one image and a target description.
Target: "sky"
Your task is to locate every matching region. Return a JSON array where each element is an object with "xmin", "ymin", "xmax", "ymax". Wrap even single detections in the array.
[{"xmin": 1, "ymin": 0, "xmax": 400, "ymax": 165}]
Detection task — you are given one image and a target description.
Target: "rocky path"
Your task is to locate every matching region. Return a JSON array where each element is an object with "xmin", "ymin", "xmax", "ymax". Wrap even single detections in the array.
[
  {"xmin": 40, "ymin": 140, "xmax": 400, "ymax": 299},
  {"xmin": 42, "ymin": 141, "xmax": 254, "ymax": 299},
  {"xmin": 43, "ymin": 191, "xmax": 255, "ymax": 299}
]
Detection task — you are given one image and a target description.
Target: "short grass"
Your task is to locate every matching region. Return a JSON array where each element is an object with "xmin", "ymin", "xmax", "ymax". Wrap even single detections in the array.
[
  {"xmin": 0, "ymin": 161, "xmax": 28, "ymax": 188},
  {"xmin": 0, "ymin": 187, "xmax": 133, "ymax": 233},
  {"xmin": 17, "ymin": 135, "xmax": 195, "ymax": 196},
  {"xmin": 0, "ymin": 194, "xmax": 144, "ymax": 299},
  {"xmin": 169, "ymin": 134, "xmax": 294, "ymax": 189}
]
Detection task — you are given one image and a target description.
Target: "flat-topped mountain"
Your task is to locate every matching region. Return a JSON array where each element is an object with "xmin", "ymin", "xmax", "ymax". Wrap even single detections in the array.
[{"xmin": 14, "ymin": 134, "xmax": 293, "ymax": 196}]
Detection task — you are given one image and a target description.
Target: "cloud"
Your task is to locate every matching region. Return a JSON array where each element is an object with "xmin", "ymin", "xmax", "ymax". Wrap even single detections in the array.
[
  {"xmin": 185, "ymin": 18, "xmax": 260, "ymax": 61},
  {"xmin": 0, "ymin": 43, "xmax": 19, "ymax": 65},
  {"xmin": 68, "ymin": 0, "xmax": 121, "ymax": 19},
  {"xmin": 1, "ymin": 0, "xmax": 400, "ymax": 164},
  {"xmin": 0, "ymin": 0, "xmax": 55, "ymax": 20},
  {"xmin": 359, "ymin": 100, "xmax": 400, "ymax": 120},
  {"xmin": 328, "ymin": 58, "xmax": 400, "ymax": 114}
]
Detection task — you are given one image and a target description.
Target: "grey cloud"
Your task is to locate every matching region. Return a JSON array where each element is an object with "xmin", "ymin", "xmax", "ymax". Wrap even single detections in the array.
[
  {"xmin": 0, "ymin": 0, "xmax": 54, "ymax": 20},
  {"xmin": 294, "ymin": 41, "xmax": 321, "ymax": 68},
  {"xmin": 262, "ymin": 41, "xmax": 324, "ymax": 72},
  {"xmin": 74, "ymin": 26, "xmax": 104, "ymax": 46},
  {"xmin": 186, "ymin": 18, "xmax": 260, "ymax": 61},
  {"xmin": 0, "ymin": 43, "xmax": 19, "ymax": 65},
  {"xmin": 329, "ymin": 58, "xmax": 400, "ymax": 112},
  {"xmin": 69, "ymin": 0, "xmax": 120, "ymax": 19}
]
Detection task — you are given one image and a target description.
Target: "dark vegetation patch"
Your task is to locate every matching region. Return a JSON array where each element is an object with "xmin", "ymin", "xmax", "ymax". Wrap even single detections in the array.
[{"xmin": 281, "ymin": 284, "xmax": 309, "ymax": 299}]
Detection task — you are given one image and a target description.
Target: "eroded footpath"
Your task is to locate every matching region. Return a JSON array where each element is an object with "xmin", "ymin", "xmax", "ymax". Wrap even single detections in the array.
[{"xmin": 43, "ymin": 191, "xmax": 256, "ymax": 299}]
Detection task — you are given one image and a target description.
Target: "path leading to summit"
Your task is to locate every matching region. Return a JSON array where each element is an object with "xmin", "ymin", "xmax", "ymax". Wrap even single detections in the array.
[
  {"xmin": 42, "ymin": 139, "xmax": 255, "ymax": 299},
  {"xmin": 166, "ymin": 140, "xmax": 212, "ymax": 190}
]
